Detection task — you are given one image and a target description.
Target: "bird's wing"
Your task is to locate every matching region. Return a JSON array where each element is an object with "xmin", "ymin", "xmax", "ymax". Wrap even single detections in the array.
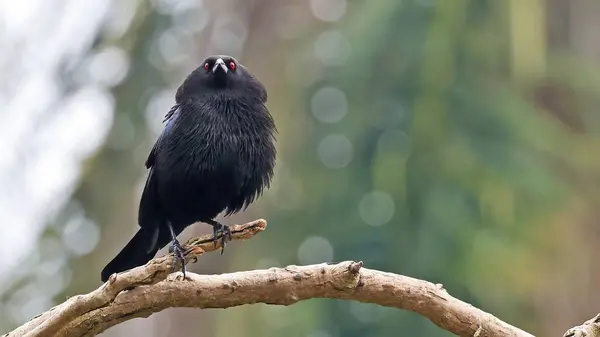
[
  {"xmin": 138, "ymin": 104, "xmax": 180, "ymax": 232},
  {"xmin": 137, "ymin": 167, "xmax": 161, "ymax": 253},
  {"xmin": 145, "ymin": 104, "xmax": 181, "ymax": 169},
  {"xmin": 163, "ymin": 104, "xmax": 179, "ymax": 124}
]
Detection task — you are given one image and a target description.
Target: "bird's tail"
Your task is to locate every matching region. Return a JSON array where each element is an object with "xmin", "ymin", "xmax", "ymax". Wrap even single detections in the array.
[{"xmin": 101, "ymin": 227, "xmax": 161, "ymax": 282}]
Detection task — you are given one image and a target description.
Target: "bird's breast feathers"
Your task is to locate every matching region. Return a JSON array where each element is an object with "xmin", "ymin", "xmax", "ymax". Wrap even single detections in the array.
[{"xmin": 157, "ymin": 101, "xmax": 271, "ymax": 173}]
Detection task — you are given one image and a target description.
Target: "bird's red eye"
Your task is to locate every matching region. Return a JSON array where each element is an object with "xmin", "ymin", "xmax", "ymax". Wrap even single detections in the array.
[
  {"xmin": 229, "ymin": 61, "xmax": 236, "ymax": 70},
  {"xmin": 204, "ymin": 63, "xmax": 209, "ymax": 71}
]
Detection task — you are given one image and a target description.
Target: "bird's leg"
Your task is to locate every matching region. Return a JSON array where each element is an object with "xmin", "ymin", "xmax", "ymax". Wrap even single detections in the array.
[
  {"xmin": 206, "ymin": 219, "xmax": 232, "ymax": 255},
  {"xmin": 167, "ymin": 222, "xmax": 186, "ymax": 278}
]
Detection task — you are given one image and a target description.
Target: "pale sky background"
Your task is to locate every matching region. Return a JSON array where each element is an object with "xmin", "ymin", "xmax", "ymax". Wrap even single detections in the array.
[{"xmin": 0, "ymin": 0, "xmax": 116, "ymax": 283}]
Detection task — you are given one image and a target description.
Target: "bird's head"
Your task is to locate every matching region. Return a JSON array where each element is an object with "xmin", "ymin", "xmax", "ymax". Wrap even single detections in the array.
[
  {"xmin": 176, "ymin": 55, "xmax": 266, "ymax": 102},
  {"xmin": 202, "ymin": 55, "xmax": 237, "ymax": 83}
]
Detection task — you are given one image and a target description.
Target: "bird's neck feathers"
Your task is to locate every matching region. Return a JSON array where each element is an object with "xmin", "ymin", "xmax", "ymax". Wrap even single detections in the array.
[
  {"xmin": 171, "ymin": 92, "xmax": 274, "ymax": 133},
  {"xmin": 175, "ymin": 66, "xmax": 266, "ymax": 105}
]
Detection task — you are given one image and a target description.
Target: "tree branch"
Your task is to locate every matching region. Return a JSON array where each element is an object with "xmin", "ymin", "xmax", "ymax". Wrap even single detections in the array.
[
  {"xmin": 1, "ymin": 218, "xmax": 583, "ymax": 337},
  {"xmin": 7, "ymin": 219, "xmax": 268, "ymax": 337},
  {"xmin": 563, "ymin": 314, "xmax": 600, "ymax": 337},
  {"xmin": 56, "ymin": 261, "xmax": 535, "ymax": 337}
]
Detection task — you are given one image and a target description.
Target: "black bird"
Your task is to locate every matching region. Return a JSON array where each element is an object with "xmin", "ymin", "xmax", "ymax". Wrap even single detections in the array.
[{"xmin": 100, "ymin": 55, "xmax": 277, "ymax": 282}]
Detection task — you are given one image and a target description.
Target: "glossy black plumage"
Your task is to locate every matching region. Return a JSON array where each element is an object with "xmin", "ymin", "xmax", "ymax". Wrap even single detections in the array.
[{"xmin": 100, "ymin": 55, "xmax": 276, "ymax": 282}]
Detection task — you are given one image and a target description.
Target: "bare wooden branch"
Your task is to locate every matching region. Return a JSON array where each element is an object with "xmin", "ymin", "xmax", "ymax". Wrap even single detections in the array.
[
  {"xmin": 6, "ymin": 217, "xmax": 590, "ymax": 337},
  {"xmin": 6, "ymin": 219, "xmax": 267, "ymax": 337},
  {"xmin": 563, "ymin": 314, "xmax": 600, "ymax": 337},
  {"xmin": 52, "ymin": 260, "xmax": 535, "ymax": 337}
]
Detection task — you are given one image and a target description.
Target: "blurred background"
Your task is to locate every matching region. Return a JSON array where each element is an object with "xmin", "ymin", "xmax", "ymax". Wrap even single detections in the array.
[{"xmin": 1, "ymin": 0, "xmax": 600, "ymax": 336}]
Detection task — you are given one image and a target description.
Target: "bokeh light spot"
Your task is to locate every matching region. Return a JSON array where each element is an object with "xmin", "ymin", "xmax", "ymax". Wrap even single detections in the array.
[
  {"xmin": 359, "ymin": 191, "xmax": 395, "ymax": 226},
  {"xmin": 317, "ymin": 134, "xmax": 353, "ymax": 169},
  {"xmin": 311, "ymin": 86, "xmax": 347, "ymax": 123},
  {"xmin": 86, "ymin": 46, "xmax": 129, "ymax": 87},
  {"xmin": 62, "ymin": 216, "xmax": 100, "ymax": 256},
  {"xmin": 314, "ymin": 29, "xmax": 351, "ymax": 66},
  {"xmin": 158, "ymin": 27, "xmax": 193, "ymax": 67},
  {"xmin": 297, "ymin": 236, "xmax": 334, "ymax": 265},
  {"xmin": 310, "ymin": 0, "xmax": 347, "ymax": 22},
  {"xmin": 210, "ymin": 15, "xmax": 248, "ymax": 55}
]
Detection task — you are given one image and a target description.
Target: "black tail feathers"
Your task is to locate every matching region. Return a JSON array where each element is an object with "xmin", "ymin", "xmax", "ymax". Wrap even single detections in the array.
[{"xmin": 100, "ymin": 227, "xmax": 160, "ymax": 282}]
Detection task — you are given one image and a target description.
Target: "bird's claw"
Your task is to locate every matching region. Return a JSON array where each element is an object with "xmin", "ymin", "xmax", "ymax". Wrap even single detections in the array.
[
  {"xmin": 169, "ymin": 238, "xmax": 187, "ymax": 279},
  {"xmin": 212, "ymin": 224, "xmax": 232, "ymax": 255}
]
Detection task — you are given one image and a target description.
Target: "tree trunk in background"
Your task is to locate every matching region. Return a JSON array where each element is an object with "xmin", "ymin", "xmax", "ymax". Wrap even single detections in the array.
[{"xmin": 535, "ymin": 0, "xmax": 600, "ymax": 335}]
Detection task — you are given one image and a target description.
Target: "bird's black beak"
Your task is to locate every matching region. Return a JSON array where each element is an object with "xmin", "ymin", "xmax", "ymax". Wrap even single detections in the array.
[{"xmin": 212, "ymin": 58, "xmax": 228, "ymax": 74}]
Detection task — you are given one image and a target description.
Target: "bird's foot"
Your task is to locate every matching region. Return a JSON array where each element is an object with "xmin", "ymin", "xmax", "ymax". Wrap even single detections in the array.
[
  {"xmin": 168, "ymin": 238, "xmax": 187, "ymax": 279},
  {"xmin": 211, "ymin": 222, "xmax": 232, "ymax": 255}
]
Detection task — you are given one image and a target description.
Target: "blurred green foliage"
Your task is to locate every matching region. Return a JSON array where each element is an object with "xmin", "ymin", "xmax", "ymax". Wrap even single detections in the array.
[{"xmin": 265, "ymin": 1, "xmax": 600, "ymax": 336}]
